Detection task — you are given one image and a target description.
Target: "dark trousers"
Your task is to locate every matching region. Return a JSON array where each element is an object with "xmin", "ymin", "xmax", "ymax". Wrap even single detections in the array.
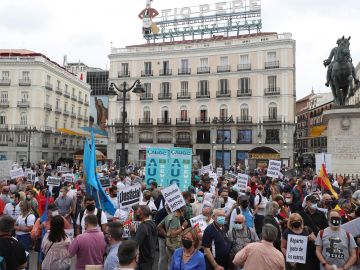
[{"xmin": 254, "ymin": 214, "xmax": 264, "ymax": 236}]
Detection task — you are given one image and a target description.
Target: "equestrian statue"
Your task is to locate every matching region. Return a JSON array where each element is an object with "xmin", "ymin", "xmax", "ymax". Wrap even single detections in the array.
[{"xmin": 324, "ymin": 36, "xmax": 359, "ymax": 106}]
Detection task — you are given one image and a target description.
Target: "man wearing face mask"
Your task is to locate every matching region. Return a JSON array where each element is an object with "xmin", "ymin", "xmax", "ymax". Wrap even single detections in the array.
[
  {"xmin": 192, "ymin": 191, "xmax": 212, "ymax": 216},
  {"xmin": 315, "ymin": 210, "xmax": 358, "ymax": 270},
  {"xmin": 103, "ymin": 221, "xmax": 124, "ymax": 270},
  {"xmin": 202, "ymin": 209, "xmax": 232, "ymax": 270},
  {"xmin": 4, "ymin": 192, "xmax": 21, "ymax": 220},
  {"xmin": 139, "ymin": 190, "xmax": 157, "ymax": 213},
  {"xmin": 229, "ymin": 195, "xmax": 254, "ymax": 232},
  {"xmin": 217, "ymin": 189, "xmax": 235, "ymax": 218},
  {"xmin": 299, "ymin": 194, "xmax": 328, "ymax": 235},
  {"xmin": 291, "ymin": 179, "xmax": 308, "ymax": 212}
]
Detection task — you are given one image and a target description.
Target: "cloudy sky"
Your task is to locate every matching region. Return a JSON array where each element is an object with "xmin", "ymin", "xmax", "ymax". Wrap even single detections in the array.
[{"xmin": 0, "ymin": 0, "xmax": 359, "ymax": 99}]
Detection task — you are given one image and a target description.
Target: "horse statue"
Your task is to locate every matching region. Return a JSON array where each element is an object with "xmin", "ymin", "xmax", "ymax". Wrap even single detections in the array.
[{"xmin": 324, "ymin": 36, "xmax": 359, "ymax": 106}]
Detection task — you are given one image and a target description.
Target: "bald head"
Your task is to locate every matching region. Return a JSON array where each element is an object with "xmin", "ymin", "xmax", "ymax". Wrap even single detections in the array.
[{"xmin": 235, "ymin": 214, "xmax": 245, "ymax": 224}]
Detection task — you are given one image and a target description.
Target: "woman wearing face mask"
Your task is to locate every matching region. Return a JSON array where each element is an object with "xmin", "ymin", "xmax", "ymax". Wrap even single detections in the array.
[
  {"xmin": 281, "ymin": 213, "xmax": 318, "ymax": 270},
  {"xmin": 170, "ymin": 227, "xmax": 206, "ymax": 270},
  {"xmin": 41, "ymin": 215, "xmax": 71, "ymax": 270}
]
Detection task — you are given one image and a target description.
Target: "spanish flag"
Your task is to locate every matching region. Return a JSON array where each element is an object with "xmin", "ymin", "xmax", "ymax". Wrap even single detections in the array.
[{"xmin": 317, "ymin": 164, "xmax": 339, "ymax": 199}]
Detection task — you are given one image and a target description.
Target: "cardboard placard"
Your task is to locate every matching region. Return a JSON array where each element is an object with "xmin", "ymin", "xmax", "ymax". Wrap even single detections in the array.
[
  {"xmin": 161, "ymin": 184, "xmax": 186, "ymax": 212},
  {"xmin": 57, "ymin": 166, "xmax": 71, "ymax": 173},
  {"xmin": 63, "ymin": 174, "xmax": 75, "ymax": 183},
  {"xmin": 190, "ymin": 215, "xmax": 208, "ymax": 234},
  {"xmin": 237, "ymin": 173, "xmax": 249, "ymax": 192},
  {"xmin": 117, "ymin": 184, "xmax": 141, "ymax": 207},
  {"xmin": 100, "ymin": 177, "xmax": 111, "ymax": 188},
  {"xmin": 47, "ymin": 177, "xmax": 61, "ymax": 187},
  {"xmin": 286, "ymin": 234, "xmax": 308, "ymax": 264},
  {"xmin": 10, "ymin": 168, "xmax": 24, "ymax": 179},
  {"xmin": 267, "ymin": 160, "xmax": 282, "ymax": 178},
  {"xmin": 216, "ymin": 167, "xmax": 223, "ymax": 176}
]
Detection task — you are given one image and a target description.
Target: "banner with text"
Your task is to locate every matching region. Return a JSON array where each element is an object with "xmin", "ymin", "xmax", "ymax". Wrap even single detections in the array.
[
  {"xmin": 286, "ymin": 234, "xmax": 308, "ymax": 264},
  {"xmin": 10, "ymin": 168, "xmax": 24, "ymax": 179},
  {"xmin": 145, "ymin": 148, "xmax": 170, "ymax": 187},
  {"xmin": 237, "ymin": 173, "xmax": 249, "ymax": 192},
  {"xmin": 267, "ymin": 160, "xmax": 282, "ymax": 178},
  {"xmin": 161, "ymin": 184, "xmax": 186, "ymax": 212},
  {"xmin": 169, "ymin": 148, "xmax": 192, "ymax": 191},
  {"xmin": 118, "ymin": 184, "xmax": 141, "ymax": 207}
]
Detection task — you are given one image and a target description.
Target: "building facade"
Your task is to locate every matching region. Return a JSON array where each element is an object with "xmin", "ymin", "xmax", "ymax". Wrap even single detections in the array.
[
  {"xmin": 0, "ymin": 50, "xmax": 91, "ymax": 164},
  {"xmin": 107, "ymin": 33, "xmax": 296, "ymax": 169}
]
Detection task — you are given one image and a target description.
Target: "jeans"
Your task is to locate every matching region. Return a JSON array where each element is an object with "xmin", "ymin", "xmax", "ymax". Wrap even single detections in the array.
[
  {"xmin": 16, "ymin": 233, "xmax": 32, "ymax": 251},
  {"xmin": 158, "ymin": 238, "xmax": 168, "ymax": 270}
]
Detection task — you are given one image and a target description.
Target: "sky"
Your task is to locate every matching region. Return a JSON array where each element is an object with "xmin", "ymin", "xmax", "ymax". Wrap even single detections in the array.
[{"xmin": 0, "ymin": 0, "xmax": 359, "ymax": 99}]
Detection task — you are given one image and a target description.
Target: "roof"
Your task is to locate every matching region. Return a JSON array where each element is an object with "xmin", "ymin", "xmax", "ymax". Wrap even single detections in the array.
[
  {"xmin": 126, "ymin": 32, "xmax": 278, "ymax": 48},
  {"xmin": 0, "ymin": 49, "xmax": 37, "ymax": 54},
  {"xmin": 297, "ymin": 92, "xmax": 315, "ymax": 103}
]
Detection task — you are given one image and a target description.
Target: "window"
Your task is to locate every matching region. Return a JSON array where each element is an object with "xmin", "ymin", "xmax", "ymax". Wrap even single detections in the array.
[
  {"xmin": 217, "ymin": 130, "xmax": 231, "ymax": 144},
  {"xmin": 72, "ymin": 88, "xmax": 75, "ymax": 95},
  {"xmin": 180, "ymin": 81, "xmax": 188, "ymax": 95},
  {"xmin": 1, "ymin": 71, "xmax": 9, "ymax": 79},
  {"xmin": 181, "ymin": 59, "xmax": 189, "ymax": 71},
  {"xmin": 161, "ymin": 107, "xmax": 169, "ymax": 121},
  {"xmin": 64, "ymin": 102, "xmax": 68, "ymax": 112},
  {"xmin": 240, "ymin": 104, "xmax": 249, "ymax": 120},
  {"xmin": 267, "ymin": 52, "xmax": 277, "ymax": 62},
  {"xmin": 200, "ymin": 105, "xmax": 207, "ymax": 121},
  {"xmin": 0, "ymin": 133, "xmax": 8, "ymax": 142},
  {"xmin": 265, "ymin": 129, "xmax": 280, "ymax": 144},
  {"xmin": 19, "ymin": 134, "xmax": 27, "ymax": 143},
  {"xmin": 56, "ymin": 99, "xmax": 60, "ymax": 109},
  {"xmin": 196, "ymin": 130, "xmax": 210, "ymax": 143},
  {"xmin": 161, "ymin": 82, "xmax": 170, "ymax": 95},
  {"xmin": 199, "ymin": 80, "xmax": 209, "ymax": 95},
  {"xmin": 21, "ymin": 91, "xmax": 29, "ymax": 102},
  {"xmin": 219, "ymin": 79, "xmax": 228, "ymax": 93},
  {"xmin": 57, "ymin": 80, "xmax": 60, "ymax": 88},
  {"xmin": 84, "ymin": 108, "xmax": 87, "ymax": 117},
  {"xmin": 200, "ymin": 58, "xmax": 208, "ymax": 68},
  {"xmin": 180, "ymin": 106, "xmax": 188, "ymax": 120},
  {"xmin": 55, "ymin": 118, "xmax": 59, "ymax": 129},
  {"xmin": 121, "ymin": 63, "xmax": 129, "ymax": 74},
  {"xmin": 78, "ymin": 107, "xmax": 81, "ymax": 115},
  {"xmin": 220, "ymin": 56, "xmax": 228, "ymax": 66},
  {"xmin": 63, "ymin": 121, "xmax": 67, "ymax": 129},
  {"xmin": 269, "ymin": 102, "xmax": 277, "ymax": 120},
  {"xmin": 71, "ymin": 121, "xmax": 74, "ymax": 128},
  {"xmin": 20, "ymin": 113, "xmax": 27, "ymax": 125},
  {"xmin": 177, "ymin": 132, "xmax": 190, "ymax": 142},
  {"xmin": 144, "ymin": 62, "xmax": 152, "ymax": 74},
  {"xmin": 239, "ymin": 78, "xmax": 250, "ymax": 92},
  {"xmin": 0, "ymin": 92, "xmax": 8, "ymax": 102},
  {"xmin": 237, "ymin": 130, "xmax": 252, "ymax": 144},
  {"xmin": 22, "ymin": 71, "xmax": 30, "ymax": 80},
  {"xmin": 143, "ymin": 106, "xmax": 150, "ymax": 120},
  {"xmin": 46, "ymin": 94, "xmax": 50, "ymax": 103},
  {"xmin": 219, "ymin": 104, "xmax": 228, "ymax": 119},
  {"xmin": 268, "ymin": 76, "xmax": 277, "ymax": 90},
  {"xmin": 144, "ymin": 83, "xmax": 151, "ymax": 95},
  {"xmin": 85, "ymin": 94, "xmax": 88, "ymax": 101},
  {"xmin": 240, "ymin": 55, "xmax": 249, "ymax": 65},
  {"xmin": 0, "ymin": 112, "xmax": 6, "ymax": 125},
  {"xmin": 47, "ymin": 75, "xmax": 51, "ymax": 82},
  {"xmin": 44, "ymin": 114, "xmax": 49, "ymax": 125},
  {"xmin": 162, "ymin": 61, "xmax": 170, "ymax": 71},
  {"xmin": 71, "ymin": 104, "xmax": 75, "ymax": 113},
  {"xmin": 65, "ymin": 84, "xmax": 68, "ymax": 92}
]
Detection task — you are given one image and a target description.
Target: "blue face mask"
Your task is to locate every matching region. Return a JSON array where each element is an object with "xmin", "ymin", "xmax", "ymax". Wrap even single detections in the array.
[
  {"xmin": 311, "ymin": 203, "xmax": 318, "ymax": 210},
  {"xmin": 233, "ymin": 223, "xmax": 243, "ymax": 230},
  {"xmin": 217, "ymin": 216, "xmax": 226, "ymax": 225}
]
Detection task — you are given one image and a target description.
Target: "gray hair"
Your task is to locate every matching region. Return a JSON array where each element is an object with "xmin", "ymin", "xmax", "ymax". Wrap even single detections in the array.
[
  {"xmin": 264, "ymin": 201, "xmax": 279, "ymax": 216},
  {"xmin": 262, "ymin": 223, "xmax": 278, "ymax": 242}
]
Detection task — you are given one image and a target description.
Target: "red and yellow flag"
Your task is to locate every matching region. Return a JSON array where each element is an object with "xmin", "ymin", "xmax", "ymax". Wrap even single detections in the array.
[{"xmin": 317, "ymin": 164, "xmax": 339, "ymax": 199}]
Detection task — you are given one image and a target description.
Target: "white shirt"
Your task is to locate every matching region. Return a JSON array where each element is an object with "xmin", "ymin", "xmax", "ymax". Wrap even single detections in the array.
[
  {"xmin": 76, "ymin": 208, "xmax": 108, "ymax": 233},
  {"xmin": 114, "ymin": 207, "xmax": 131, "ymax": 223},
  {"xmin": 15, "ymin": 214, "xmax": 35, "ymax": 235},
  {"xmin": 254, "ymin": 193, "xmax": 268, "ymax": 216},
  {"xmin": 224, "ymin": 197, "xmax": 236, "ymax": 215},
  {"xmin": 67, "ymin": 189, "xmax": 77, "ymax": 200},
  {"xmin": 117, "ymin": 181, "xmax": 126, "ymax": 191},
  {"xmin": 4, "ymin": 203, "xmax": 21, "ymax": 220},
  {"xmin": 139, "ymin": 200, "xmax": 157, "ymax": 212}
]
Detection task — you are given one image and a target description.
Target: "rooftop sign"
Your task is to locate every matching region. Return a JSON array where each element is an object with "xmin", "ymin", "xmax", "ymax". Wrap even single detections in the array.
[{"xmin": 139, "ymin": 0, "xmax": 262, "ymax": 41}]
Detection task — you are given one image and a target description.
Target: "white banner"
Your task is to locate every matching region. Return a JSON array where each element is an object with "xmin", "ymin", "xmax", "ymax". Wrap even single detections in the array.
[
  {"xmin": 237, "ymin": 173, "xmax": 249, "ymax": 192},
  {"xmin": 267, "ymin": 160, "xmax": 282, "ymax": 178},
  {"xmin": 10, "ymin": 168, "xmax": 24, "ymax": 179},
  {"xmin": 216, "ymin": 167, "xmax": 223, "ymax": 177},
  {"xmin": 200, "ymin": 164, "xmax": 213, "ymax": 175},
  {"xmin": 47, "ymin": 177, "xmax": 61, "ymax": 187},
  {"xmin": 341, "ymin": 217, "xmax": 360, "ymax": 237},
  {"xmin": 161, "ymin": 184, "xmax": 186, "ymax": 212},
  {"xmin": 190, "ymin": 215, "xmax": 208, "ymax": 234},
  {"xmin": 286, "ymin": 234, "xmax": 308, "ymax": 264},
  {"xmin": 118, "ymin": 184, "xmax": 141, "ymax": 207},
  {"xmin": 57, "ymin": 166, "xmax": 71, "ymax": 173},
  {"xmin": 63, "ymin": 174, "xmax": 75, "ymax": 183},
  {"xmin": 315, "ymin": 153, "xmax": 332, "ymax": 174}
]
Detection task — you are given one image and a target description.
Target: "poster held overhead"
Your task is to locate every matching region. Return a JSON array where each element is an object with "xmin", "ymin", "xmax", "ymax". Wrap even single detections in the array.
[
  {"xmin": 161, "ymin": 184, "xmax": 186, "ymax": 212},
  {"xmin": 267, "ymin": 160, "xmax": 282, "ymax": 178},
  {"xmin": 117, "ymin": 184, "xmax": 142, "ymax": 208}
]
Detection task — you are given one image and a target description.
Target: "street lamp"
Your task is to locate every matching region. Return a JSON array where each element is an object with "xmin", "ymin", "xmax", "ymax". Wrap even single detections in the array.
[
  {"xmin": 212, "ymin": 116, "xmax": 233, "ymax": 174},
  {"xmin": 24, "ymin": 126, "xmax": 37, "ymax": 168},
  {"xmin": 109, "ymin": 80, "xmax": 145, "ymax": 176}
]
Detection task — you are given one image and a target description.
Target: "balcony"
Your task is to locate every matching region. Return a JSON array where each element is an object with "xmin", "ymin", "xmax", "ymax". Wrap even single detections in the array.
[
  {"xmin": 55, "ymin": 87, "xmax": 63, "ymax": 95},
  {"xmin": 118, "ymin": 71, "xmax": 130, "ymax": 78},
  {"xmin": 64, "ymin": 91, "xmax": 70, "ymax": 98},
  {"xmin": 195, "ymin": 117, "xmax": 210, "ymax": 125},
  {"xmin": 265, "ymin": 61, "xmax": 280, "ymax": 69},
  {"xmin": 139, "ymin": 118, "xmax": 153, "ymax": 126},
  {"xmin": 71, "ymin": 112, "xmax": 77, "ymax": 118},
  {"xmin": 217, "ymin": 65, "xmax": 231, "ymax": 73},
  {"xmin": 71, "ymin": 95, "xmax": 77, "ymax": 101},
  {"xmin": 84, "ymin": 118, "xmax": 89, "ymax": 122},
  {"xmin": 141, "ymin": 70, "xmax": 153, "ymax": 77},
  {"xmin": 42, "ymin": 126, "xmax": 53, "ymax": 133},
  {"xmin": 63, "ymin": 110, "xmax": 70, "ymax": 117},
  {"xmin": 176, "ymin": 137, "xmax": 191, "ymax": 144},
  {"xmin": 140, "ymin": 93, "xmax": 153, "ymax": 101},
  {"xmin": 17, "ymin": 100, "xmax": 30, "ymax": 108},
  {"xmin": 0, "ymin": 78, "xmax": 11, "ymax": 86},
  {"xmin": 45, "ymin": 82, "xmax": 53, "ymax": 91},
  {"xmin": 44, "ymin": 103, "xmax": 52, "ymax": 111},
  {"xmin": 159, "ymin": 69, "xmax": 172, "ymax": 76},
  {"xmin": 53, "ymin": 145, "xmax": 60, "ymax": 150},
  {"xmin": 176, "ymin": 118, "xmax": 191, "ymax": 125},
  {"xmin": 264, "ymin": 87, "xmax": 281, "ymax": 96},
  {"xmin": 117, "ymin": 94, "xmax": 130, "ymax": 101},
  {"xmin": 0, "ymin": 101, "xmax": 9, "ymax": 108},
  {"xmin": 139, "ymin": 138, "xmax": 153, "ymax": 143},
  {"xmin": 157, "ymin": 118, "xmax": 172, "ymax": 126},
  {"xmin": 157, "ymin": 137, "xmax": 172, "ymax": 143},
  {"xmin": 112, "ymin": 118, "xmax": 129, "ymax": 125},
  {"xmin": 77, "ymin": 115, "xmax": 83, "ymax": 120},
  {"xmin": 42, "ymin": 143, "xmax": 49, "ymax": 148},
  {"xmin": 216, "ymin": 90, "xmax": 231, "ymax": 98},
  {"xmin": 0, "ymin": 124, "xmax": 9, "ymax": 130},
  {"xmin": 177, "ymin": 92, "xmax": 191, "ymax": 99},
  {"xmin": 78, "ymin": 97, "xmax": 84, "ymax": 104},
  {"xmin": 178, "ymin": 68, "xmax": 191, "ymax": 75},
  {"xmin": 237, "ymin": 116, "xmax": 252, "ymax": 124},
  {"xmin": 14, "ymin": 124, "xmax": 28, "ymax": 131},
  {"xmin": 237, "ymin": 64, "xmax": 251, "ymax": 71},
  {"xmin": 197, "ymin": 67, "xmax": 210, "ymax": 74},
  {"xmin": 54, "ymin": 107, "xmax": 62, "ymax": 114},
  {"xmin": 263, "ymin": 116, "xmax": 283, "ymax": 123},
  {"xmin": 196, "ymin": 139, "xmax": 210, "ymax": 144},
  {"xmin": 17, "ymin": 142, "xmax": 28, "ymax": 147},
  {"xmin": 158, "ymin": 93, "xmax": 172, "ymax": 100},
  {"xmin": 84, "ymin": 100, "xmax": 89, "ymax": 106},
  {"xmin": 237, "ymin": 89, "xmax": 252, "ymax": 97},
  {"xmin": 19, "ymin": 79, "xmax": 31, "ymax": 86},
  {"xmin": 196, "ymin": 92, "xmax": 210, "ymax": 98}
]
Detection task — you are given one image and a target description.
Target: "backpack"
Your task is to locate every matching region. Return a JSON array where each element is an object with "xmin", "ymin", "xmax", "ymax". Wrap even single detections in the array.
[
  {"xmin": 79, "ymin": 209, "xmax": 103, "ymax": 233},
  {"xmin": 24, "ymin": 213, "xmax": 36, "ymax": 226},
  {"xmin": 256, "ymin": 193, "xmax": 262, "ymax": 206},
  {"xmin": 236, "ymin": 206, "xmax": 253, "ymax": 216}
]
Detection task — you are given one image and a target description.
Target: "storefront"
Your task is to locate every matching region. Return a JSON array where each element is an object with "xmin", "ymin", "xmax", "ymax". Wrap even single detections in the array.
[{"xmin": 248, "ymin": 147, "xmax": 280, "ymax": 170}]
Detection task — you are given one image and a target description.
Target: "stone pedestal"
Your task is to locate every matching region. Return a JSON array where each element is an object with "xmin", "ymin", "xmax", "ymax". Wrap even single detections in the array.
[{"xmin": 323, "ymin": 108, "xmax": 360, "ymax": 174}]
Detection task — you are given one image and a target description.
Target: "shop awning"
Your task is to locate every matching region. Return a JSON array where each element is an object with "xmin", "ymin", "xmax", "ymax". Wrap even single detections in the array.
[
  {"xmin": 309, "ymin": 125, "xmax": 327, "ymax": 138},
  {"xmin": 57, "ymin": 128, "xmax": 106, "ymax": 138}
]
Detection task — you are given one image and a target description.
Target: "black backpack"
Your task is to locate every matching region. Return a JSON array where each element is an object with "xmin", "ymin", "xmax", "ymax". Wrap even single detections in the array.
[{"xmin": 78, "ymin": 209, "xmax": 103, "ymax": 233}]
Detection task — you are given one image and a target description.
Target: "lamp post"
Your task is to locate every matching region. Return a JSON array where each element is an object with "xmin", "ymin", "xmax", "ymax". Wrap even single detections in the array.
[
  {"xmin": 24, "ymin": 126, "xmax": 37, "ymax": 168},
  {"xmin": 109, "ymin": 80, "xmax": 145, "ymax": 176},
  {"xmin": 212, "ymin": 116, "xmax": 233, "ymax": 174}
]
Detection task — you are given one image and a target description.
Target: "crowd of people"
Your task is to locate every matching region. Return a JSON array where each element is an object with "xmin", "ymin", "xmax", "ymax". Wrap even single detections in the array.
[{"xmin": 0, "ymin": 162, "xmax": 359, "ymax": 270}]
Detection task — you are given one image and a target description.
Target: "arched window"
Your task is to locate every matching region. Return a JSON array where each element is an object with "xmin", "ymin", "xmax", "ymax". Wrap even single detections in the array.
[
  {"xmin": 240, "ymin": 104, "xmax": 249, "ymax": 121},
  {"xmin": 161, "ymin": 106, "xmax": 169, "ymax": 123},
  {"xmin": 143, "ymin": 106, "xmax": 150, "ymax": 120},
  {"xmin": 0, "ymin": 111, "xmax": 6, "ymax": 125},
  {"xmin": 268, "ymin": 102, "xmax": 277, "ymax": 120},
  {"xmin": 219, "ymin": 104, "xmax": 228, "ymax": 120},
  {"xmin": 180, "ymin": 105, "xmax": 188, "ymax": 120},
  {"xmin": 199, "ymin": 105, "xmax": 208, "ymax": 122},
  {"xmin": 20, "ymin": 113, "xmax": 27, "ymax": 125}
]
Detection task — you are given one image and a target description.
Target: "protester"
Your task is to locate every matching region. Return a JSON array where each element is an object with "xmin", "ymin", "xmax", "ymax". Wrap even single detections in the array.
[
  {"xmin": 55, "ymin": 187, "xmax": 73, "ymax": 222},
  {"xmin": 274, "ymin": 194, "xmax": 290, "ymax": 231},
  {"xmin": 41, "ymin": 215, "xmax": 71, "ymax": 270},
  {"xmin": 139, "ymin": 190, "xmax": 157, "ymax": 213},
  {"xmin": 233, "ymin": 223, "xmax": 285, "ymax": 270},
  {"xmin": 291, "ymin": 179, "xmax": 307, "ymax": 212},
  {"xmin": 263, "ymin": 201, "xmax": 282, "ymax": 250},
  {"xmin": 117, "ymin": 240, "xmax": 139, "ymax": 270},
  {"xmin": 192, "ymin": 191, "xmax": 211, "ymax": 216},
  {"xmin": 0, "ymin": 215, "xmax": 27, "ymax": 270},
  {"xmin": 69, "ymin": 214, "xmax": 107, "ymax": 270},
  {"xmin": 254, "ymin": 183, "xmax": 268, "ymax": 235},
  {"xmin": 103, "ymin": 221, "xmax": 124, "ymax": 270},
  {"xmin": 15, "ymin": 199, "xmax": 36, "ymax": 251},
  {"xmin": 229, "ymin": 195, "xmax": 254, "ymax": 231},
  {"xmin": 3, "ymin": 192, "xmax": 21, "ymax": 220},
  {"xmin": 299, "ymin": 194, "xmax": 328, "ymax": 235},
  {"xmin": 315, "ymin": 210, "xmax": 358, "ymax": 270},
  {"xmin": 170, "ymin": 227, "xmax": 206, "ymax": 270},
  {"xmin": 154, "ymin": 205, "xmax": 169, "ymax": 270}
]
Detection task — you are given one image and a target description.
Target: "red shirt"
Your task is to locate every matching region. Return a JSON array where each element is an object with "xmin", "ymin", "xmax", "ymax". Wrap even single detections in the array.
[{"xmin": 0, "ymin": 198, "xmax": 4, "ymax": 215}]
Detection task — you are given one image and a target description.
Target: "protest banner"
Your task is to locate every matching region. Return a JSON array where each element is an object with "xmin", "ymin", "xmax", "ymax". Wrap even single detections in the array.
[
  {"xmin": 0, "ymin": 160, "xmax": 13, "ymax": 180},
  {"xmin": 63, "ymin": 174, "xmax": 75, "ymax": 183},
  {"xmin": 216, "ymin": 167, "xmax": 223, "ymax": 177},
  {"xmin": 46, "ymin": 177, "xmax": 61, "ymax": 187},
  {"xmin": 118, "ymin": 184, "xmax": 141, "ymax": 207},
  {"xmin": 341, "ymin": 217, "xmax": 360, "ymax": 237},
  {"xmin": 267, "ymin": 160, "xmax": 282, "ymax": 178},
  {"xmin": 200, "ymin": 164, "xmax": 212, "ymax": 175},
  {"xmin": 100, "ymin": 177, "xmax": 111, "ymax": 188},
  {"xmin": 10, "ymin": 168, "xmax": 24, "ymax": 179},
  {"xmin": 169, "ymin": 148, "xmax": 192, "ymax": 191},
  {"xmin": 161, "ymin": 184, "xmax": 186, "ymax": 212},
  {"xmin": 145, "ymin": 148, "xmax": 170, "ymax": 187},
  {"xmin": 27, "ymin": 172, "xmax": 36, "ymax": 183},
  {"xmin": 190, "ymin": 215, "xmax": 208, "ymax": 234},
  {"xmin": 57, "ymin": 166, "xmax": 71, "ymax": 173},
  {"xmin": 286, "ymin": 234, "xmax": 308, "ymax": 264},
  {"xmin": 237, "ymin": 173, "xmax": 249, "ymax": 192}
]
